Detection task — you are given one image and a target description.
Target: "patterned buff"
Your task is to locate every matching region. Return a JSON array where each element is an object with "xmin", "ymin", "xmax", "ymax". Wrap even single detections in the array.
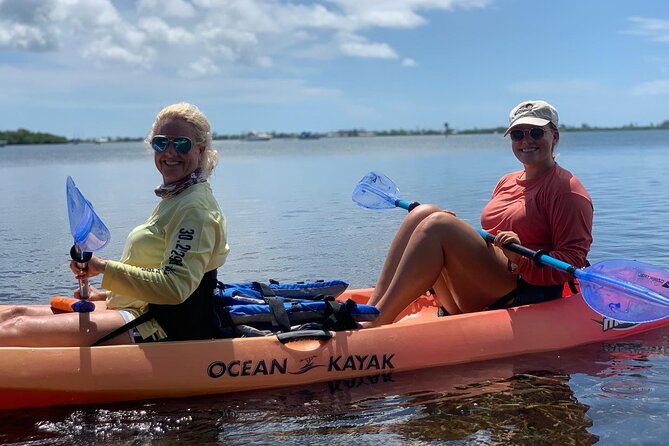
[{"xmin": 154, "ymin": 168, "xmax": 207, "ymax": 199}]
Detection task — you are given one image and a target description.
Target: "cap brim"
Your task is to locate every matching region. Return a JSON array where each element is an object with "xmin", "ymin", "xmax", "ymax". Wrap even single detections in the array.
[{"xmin": 503, "ymin": 117, "xmax": 551, "ymax": 136}]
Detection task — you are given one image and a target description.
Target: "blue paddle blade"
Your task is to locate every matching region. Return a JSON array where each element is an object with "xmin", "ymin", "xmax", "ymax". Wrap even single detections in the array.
[
  {"xmin": 578, "ymin": 259, "xmax": 669, "ymax": 323},
  {"xmin": 352, "ymin": 171, "xmax": 400, "ymax": 209},
  {"xmin": 66, "ymin": 176, "xmax": 110, "ymax": 252}
]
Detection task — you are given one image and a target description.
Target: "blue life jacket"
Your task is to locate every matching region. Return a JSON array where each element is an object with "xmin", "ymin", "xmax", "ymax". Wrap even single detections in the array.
[{"xmin": 213, "ymin": 279, "xmax": 379, "ymax": 338}]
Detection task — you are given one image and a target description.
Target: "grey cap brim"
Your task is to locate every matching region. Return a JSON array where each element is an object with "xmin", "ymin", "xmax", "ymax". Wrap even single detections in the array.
[{"xmin": 503, "ymin": 116, "xmax": 551, "ymax": 136}]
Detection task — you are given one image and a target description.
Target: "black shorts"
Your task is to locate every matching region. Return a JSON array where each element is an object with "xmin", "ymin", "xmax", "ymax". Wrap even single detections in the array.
[{"xmin": 487, "ymin": 277, "xmax": 564, "ymax": 310}]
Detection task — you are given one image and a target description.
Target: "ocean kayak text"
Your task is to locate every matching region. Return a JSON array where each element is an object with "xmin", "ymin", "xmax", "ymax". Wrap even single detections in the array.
[{"xmin": 207, "ymin": 353, "xmax": 395, "ymax": 378}]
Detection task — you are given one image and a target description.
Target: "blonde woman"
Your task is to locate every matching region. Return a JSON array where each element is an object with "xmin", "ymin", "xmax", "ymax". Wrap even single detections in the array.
[{"xmin": 0, "ymin": 103, "xmax": 229, "ymax": 346}]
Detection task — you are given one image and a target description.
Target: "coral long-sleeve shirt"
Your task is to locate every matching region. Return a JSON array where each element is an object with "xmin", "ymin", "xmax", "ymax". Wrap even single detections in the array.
[{"xmin": 480, "ymin": 164, "xmax": 593, "ymax": 286}]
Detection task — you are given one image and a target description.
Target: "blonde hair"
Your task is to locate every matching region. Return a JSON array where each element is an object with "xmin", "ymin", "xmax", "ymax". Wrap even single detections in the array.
[{"xmin": 147, "ymin": 102, "xmax": 219, "ymax": 178}]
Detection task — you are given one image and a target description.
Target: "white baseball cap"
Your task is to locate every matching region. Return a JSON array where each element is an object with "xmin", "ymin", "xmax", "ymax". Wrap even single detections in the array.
[{"xmin": 504, "ymin": 100, "xmax": 559, "ymax": 136}]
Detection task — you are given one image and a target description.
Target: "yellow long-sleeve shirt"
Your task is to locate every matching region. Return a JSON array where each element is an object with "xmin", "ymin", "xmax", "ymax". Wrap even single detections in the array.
[{"xmin": 102, "ymin": 182, "xmax": 229, "ymax": 339}]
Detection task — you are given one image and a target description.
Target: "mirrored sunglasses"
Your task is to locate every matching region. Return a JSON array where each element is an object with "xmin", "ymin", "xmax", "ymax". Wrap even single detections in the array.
[
  {"xmin": 509, "ymin": 127, "xmax": 547, "ymax": 142},
  {"xmin": 151, "ymin": 135, "xmax": 193, "ymax": 154}
]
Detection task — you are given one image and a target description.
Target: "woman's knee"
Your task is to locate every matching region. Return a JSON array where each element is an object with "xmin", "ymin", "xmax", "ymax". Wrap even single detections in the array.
[
  {"xmin": 1, "ymin": 306, "xmax": 31, "ymax": 320},
  {"xmin": 420, "ymin": 211, "xmax": 462, "ymax": 237},
  {"xmin": 0, "ymin": 313, "xmax": 30, "ymax": 335},
  {"xmin": 406, "ymin": 204, "xmax": 441, "ymax": 223}
]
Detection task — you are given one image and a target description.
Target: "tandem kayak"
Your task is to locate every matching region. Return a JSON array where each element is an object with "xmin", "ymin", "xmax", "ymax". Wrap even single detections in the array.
[{"xmin": 1, "ymin": 289, "xmax": 669, "ymax": 410}]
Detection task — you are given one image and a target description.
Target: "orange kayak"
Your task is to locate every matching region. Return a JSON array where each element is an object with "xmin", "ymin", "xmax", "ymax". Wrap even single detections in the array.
[{"xmin": 1, "ymin": 288, "xmax": 668, "ymax": 410}]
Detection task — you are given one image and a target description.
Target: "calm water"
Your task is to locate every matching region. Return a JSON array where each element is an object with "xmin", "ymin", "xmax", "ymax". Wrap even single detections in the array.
[{"xmin": 1, "ymin": 131, "xmax": 669, "ymax": 444}]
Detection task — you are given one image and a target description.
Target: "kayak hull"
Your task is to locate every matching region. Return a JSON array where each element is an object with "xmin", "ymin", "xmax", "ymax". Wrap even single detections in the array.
[{"xmin": 1, "ymin": 289, "xmax": 668, "ymax": 410}]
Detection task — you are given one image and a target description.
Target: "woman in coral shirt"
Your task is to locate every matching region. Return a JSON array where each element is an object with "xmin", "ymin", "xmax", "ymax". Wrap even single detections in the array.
[{"xmin": 367, "ymin": 100, "xmax": 593, "ymax": 326}]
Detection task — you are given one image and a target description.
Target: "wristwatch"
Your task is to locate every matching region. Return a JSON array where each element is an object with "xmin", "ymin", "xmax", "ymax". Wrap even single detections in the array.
[{"xmin": 507, "ymin": 259, "xmax": 518, "ymax": 273}]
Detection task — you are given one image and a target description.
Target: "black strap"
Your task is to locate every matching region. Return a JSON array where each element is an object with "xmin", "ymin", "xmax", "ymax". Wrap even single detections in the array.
[
  {"xmin": 265, "ymin": 297, "xmax": 292, "ymax": 332},
  {"xmin": 322, "ymin": 299, "xmax": 359, "ymax": 330},
  {"xmin": 252, "ymin": 281, "xmax": 276, "ymax": 297},
  {"xmin": 92, "ymin": 311, "xmax": 154, "ymax": 346},
  {"xmin": 567, "ymin": 260, "xmax": 590, "ymax": 295},
  {"xmin": 212, "ymin": 304, "xmax": 242, "ymax": 338}
]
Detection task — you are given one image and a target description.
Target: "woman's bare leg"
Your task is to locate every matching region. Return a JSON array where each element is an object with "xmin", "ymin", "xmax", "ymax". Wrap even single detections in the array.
[
  {"xmin": 0, "ymin": 305, "xmax": 56, "ymax": 323},
  {"xmin": 369, "ymin": 204, "xmax": 441, "ymax": 305},
  {"xmin": 0, "ymin": 310, "xmax": 131, "ymax": 347},
  {"xmin": 371, "ymin": 212, "xmax": 516, "ymax": 326},
  {"xmin": 0, "ymin": 300, "xmax": 108, "ymax": 323}
]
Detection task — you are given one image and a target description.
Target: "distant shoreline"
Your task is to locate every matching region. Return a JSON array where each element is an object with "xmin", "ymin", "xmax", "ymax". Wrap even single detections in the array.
[{"xmin": 1, "ymin": 124, "xmax": 668, "ymax": 145}]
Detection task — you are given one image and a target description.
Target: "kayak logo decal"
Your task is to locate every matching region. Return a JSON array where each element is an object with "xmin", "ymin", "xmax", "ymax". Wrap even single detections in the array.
[
  {"xmin": 290, "ymin": 355, "xmax": 325, "ymax": 375},
  {"xmin": 207, "ymin": 353, "xmax": 395, "ymax": 378},
  {"xmin": 593, "ymin": 317, "xmax": 639, "ymax": 331}
]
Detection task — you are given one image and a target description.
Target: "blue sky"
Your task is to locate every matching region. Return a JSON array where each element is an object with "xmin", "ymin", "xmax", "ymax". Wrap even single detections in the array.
[{"xmin": 1, "ymin": 0, "xmax": 668, "ymax": 139}]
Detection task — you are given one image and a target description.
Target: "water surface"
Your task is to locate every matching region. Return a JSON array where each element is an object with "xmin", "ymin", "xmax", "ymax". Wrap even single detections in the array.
[{"xmin": 1, "ymin": 131, "xmax": 669, "ymax": 444}]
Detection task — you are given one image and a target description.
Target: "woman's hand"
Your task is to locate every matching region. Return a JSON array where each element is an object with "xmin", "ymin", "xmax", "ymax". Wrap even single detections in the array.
[
  {"xmin": 74, "ymin": 285, "xmax": 108, "ymax": 301},
  {"xmin": 70, "ymin": 255, "xmax": 108, "ymax": 279},
  {"xmin": 493, "ymin": 231, "xmax": 522, "ymax": 264}
]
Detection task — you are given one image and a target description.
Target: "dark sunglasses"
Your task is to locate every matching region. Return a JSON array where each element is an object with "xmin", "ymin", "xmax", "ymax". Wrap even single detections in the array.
[
  {"xmin": 509, "ymin": 127, "xmax": 547, "ymax": 142},
  {"xmin": 151, "ymin": 135, "xmax": 193, "ymax": 154}
]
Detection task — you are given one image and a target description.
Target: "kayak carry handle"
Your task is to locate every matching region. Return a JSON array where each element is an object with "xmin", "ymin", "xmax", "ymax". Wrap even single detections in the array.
[{"xmin": 276, "ymin": 330, "xmax": 333, "ymax": 343}]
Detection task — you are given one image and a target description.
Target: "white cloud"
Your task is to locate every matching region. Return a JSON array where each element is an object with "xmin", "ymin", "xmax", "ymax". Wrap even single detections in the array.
[
  {"xmin": 178, "ymin": 57, "xmax": 220, "ymax": 79},
  {"xmin": 330, "ymin": 0, "xmax": 489, "ymax": 29},
  {"xmin": 348, "ymin": 8, "xmax": 427, "ymax": 29},
  {"xmin": 82, "ymin": 35, "xmax": 155, "ymax": 65},
  {"xmin": 630, "ymin": 79, "xmax": 669, "ymax": 96},
  {"xmin": 137, "ymin": 0, "xmax": 197, "ymax": 18},
  {"xmin": 402, "ymin": 57, "xmax": 416, "ymax": 67},
  {"xmin": 627, "ymin": 16, "xmax": 669, "ymax": 43},
  {"xmin": 0, "ymin": 0, "xmax": 121, "ymax": 50},
  {"xmin": 137, "ymin": 18, "xmax": 195, "ymax": 46},
  {"xmin": 0, "ymin": 22, "xmax": 54, "ymax": 50},
  {"xmin": 51, "ymin": 0, "xmax": 121, "ymax": 27},
  {"xmin": 0, "ymin": 0, "xmax": 490, "ymax": 71},
  {"xmin": 338, "ymin": 34, "xmax": 398, "ymax": 59}
]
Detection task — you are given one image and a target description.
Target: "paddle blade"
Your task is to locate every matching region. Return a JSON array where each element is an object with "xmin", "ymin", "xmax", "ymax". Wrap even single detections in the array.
[
  {"xmin": 66, "ymin": 176, "xmax": 110, "ymax": 252},
  {"xmin": 352, "ymin": 171, "xmax": 400, "ymax": 209},
  {"xmin": 579, "ymin": 259, "xmax": 669, "ymax": 323}
]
